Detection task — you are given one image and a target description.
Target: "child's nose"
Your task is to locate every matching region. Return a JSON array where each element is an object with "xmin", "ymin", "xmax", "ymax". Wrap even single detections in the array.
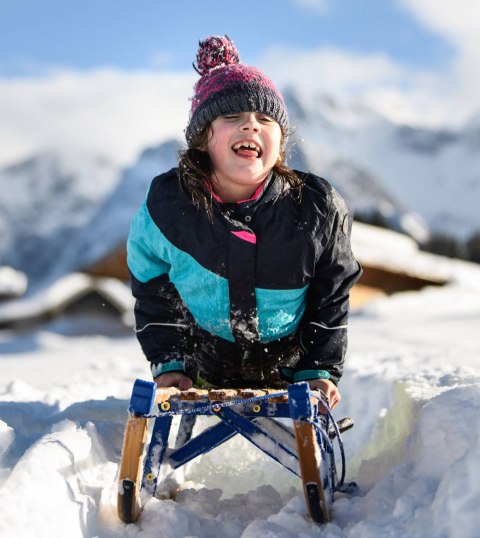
[{"xmin": 240, "ymin": 114, "xmax": 260, "ymax": 131}]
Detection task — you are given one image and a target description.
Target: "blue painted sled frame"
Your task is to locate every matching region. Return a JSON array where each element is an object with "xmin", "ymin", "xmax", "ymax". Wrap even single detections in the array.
[{"xmin": 117, "ymin": 379, "xmax": 342, "ymax": 525}]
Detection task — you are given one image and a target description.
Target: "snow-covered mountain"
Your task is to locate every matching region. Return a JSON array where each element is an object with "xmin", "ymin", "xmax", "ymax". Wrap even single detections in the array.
[
  {"xmin": 283, "ymin": 89, "xmax": 480, "ymax": 240},
  {"xmin": 0, "ymin": 142, "xmax": 180, "ymax": 291},
  {"xmin": 0, "ymin": 151, "xmax": 119, "ymax": 289},
  {"xmin": 72, "ymin": 140, "xmax": 180, "ymax": 273},
  {"xmin": 1, "ymin": 91, "xmax": 479, "ymax": 290}
]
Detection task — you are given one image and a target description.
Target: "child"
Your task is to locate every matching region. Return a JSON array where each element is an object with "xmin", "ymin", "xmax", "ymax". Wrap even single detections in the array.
[{"xmin": 127, "ymin": 35, "xmax": 362, "ymax": 409}]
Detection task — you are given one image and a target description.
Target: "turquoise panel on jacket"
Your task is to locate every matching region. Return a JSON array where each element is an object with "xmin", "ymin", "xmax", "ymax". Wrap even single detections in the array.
[
  {"xmin": 127, "ymin": 202, "xmax": 234, "ymax": 342},
  {"xmin": 127, "ymin": 202, "xmax": 171, "ymax": 282},
  {"xmin": 127, "ymin": 202, "xmax": 308, "ymax": 344},
  {"xmin": 256, "ymin": 285, "xmax": 307, "ymax": 342}
]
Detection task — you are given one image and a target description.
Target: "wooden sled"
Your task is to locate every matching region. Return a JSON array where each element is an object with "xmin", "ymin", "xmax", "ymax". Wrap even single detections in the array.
[{"xmin": 117, "ymin": 380, "xmax": 352, "ymax": 525}]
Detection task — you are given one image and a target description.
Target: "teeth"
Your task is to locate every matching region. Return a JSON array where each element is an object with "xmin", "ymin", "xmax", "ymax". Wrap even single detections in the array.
[{"xmin": 233, "ymin": 142, "xmax": 261, "ymax": 153}]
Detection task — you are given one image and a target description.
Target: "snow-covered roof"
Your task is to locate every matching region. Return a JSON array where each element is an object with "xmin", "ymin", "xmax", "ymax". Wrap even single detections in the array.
[
  {"xmin": 0, "ymin": 273, "xmax": 134, "ymax": 329},
  {"xmin": 0, "ymin": 267, "xmax": 28, "ymax": 299},
  {"xmin": 351, "ymin": 222, "xmax": 451, "ymax": 284}
]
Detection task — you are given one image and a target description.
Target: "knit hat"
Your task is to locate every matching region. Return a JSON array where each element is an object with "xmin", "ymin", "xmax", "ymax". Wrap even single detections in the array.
[{"xmin": 185, "ymin": 35, "xmax": 288, "ymax": 144}]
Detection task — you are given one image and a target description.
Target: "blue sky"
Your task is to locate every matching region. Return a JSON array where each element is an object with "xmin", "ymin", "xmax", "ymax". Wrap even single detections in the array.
[{"xmin": 0, "ymin": 0, "xmax": 453, "ymax": 76}]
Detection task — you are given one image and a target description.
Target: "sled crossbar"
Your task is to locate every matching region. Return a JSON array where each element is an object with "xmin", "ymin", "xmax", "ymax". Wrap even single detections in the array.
[{"xmin": 118, "ymin": 380, "xmax": 340, "ymax": 525}]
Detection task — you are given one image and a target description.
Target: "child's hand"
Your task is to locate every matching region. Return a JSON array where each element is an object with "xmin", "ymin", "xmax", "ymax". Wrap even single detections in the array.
[
  {"xmin": 154, "ymin": 372, "xmax": 193, "ymax": 390},
  {"xmin": 308, "ymin": 379, "xmax": 341, "ymax": 410}
]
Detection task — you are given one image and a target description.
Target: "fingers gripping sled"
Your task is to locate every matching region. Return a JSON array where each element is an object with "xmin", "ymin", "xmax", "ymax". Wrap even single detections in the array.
[{"xmin": 117, "ymin": 380, "xmax": 354, "ymax": 525}]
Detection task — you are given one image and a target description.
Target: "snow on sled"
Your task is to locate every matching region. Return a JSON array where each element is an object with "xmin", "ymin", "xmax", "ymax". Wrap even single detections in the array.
[{"xmin": 117, "ymin": 379, "xmax": 354, "ymax": 525}]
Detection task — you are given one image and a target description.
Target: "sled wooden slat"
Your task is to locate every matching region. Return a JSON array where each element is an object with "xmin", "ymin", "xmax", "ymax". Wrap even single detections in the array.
[
  {"xmin": 208, "ymin": 389, "xmax": 238, "ymax": 400},
  {"xmin": 265, "ymin": 389, "xmax": 289, "ymax": 403},
  {"xmin": 238, "ymin": 389, "xmax": 266, "ymax": 398},
  {"xmin": 117, "ymin": 415, "xmax": 148, "ymax": 523},
  {"xmin": 153, "ymin": 387, "xmax": 287, "ymax": 403},
  {"xmin": 154, "ymin": 387, "xmax": 180, "ymax": 403},
  {"xmin": 180, "ymin": 389, "xmax": 209, "ymax": 401}
]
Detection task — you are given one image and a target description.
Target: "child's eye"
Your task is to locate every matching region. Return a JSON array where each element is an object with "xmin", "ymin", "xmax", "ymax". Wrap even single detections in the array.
[
  {"xmin": 259, "ymin": 116, "xmax": 273, "ymax": 123},
  {"xmin": 223, "ymin": 114, "xmax": 240, "ymax": 120}
]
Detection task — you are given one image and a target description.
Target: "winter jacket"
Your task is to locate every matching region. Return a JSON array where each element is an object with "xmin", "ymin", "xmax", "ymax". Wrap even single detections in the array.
[{"xmin": 127, "ymin": 167, "xmax": 362, "ymax": 388}]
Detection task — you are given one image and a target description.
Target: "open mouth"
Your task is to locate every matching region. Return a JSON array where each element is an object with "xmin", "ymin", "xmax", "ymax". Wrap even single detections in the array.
[{"xmin": 232, "ymin": 141, "xmax": 263, "ymax": 158}]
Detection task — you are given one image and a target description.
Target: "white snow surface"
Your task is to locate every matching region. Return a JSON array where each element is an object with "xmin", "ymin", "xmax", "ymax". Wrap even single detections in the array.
[{"xmin": 1, "ymin": 233, "xmax": 480, "ymax": 537}]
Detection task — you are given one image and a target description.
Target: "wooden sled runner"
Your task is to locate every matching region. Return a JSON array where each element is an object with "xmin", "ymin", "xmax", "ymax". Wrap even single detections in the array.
[{"xmin": 117, "ymin": 380, "xmax": 353, "ymax": 525}]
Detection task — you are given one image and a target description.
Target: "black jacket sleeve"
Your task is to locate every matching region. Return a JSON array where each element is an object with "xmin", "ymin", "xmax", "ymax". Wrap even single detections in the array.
[
  {"xmin": 127, "ymin": 197, "xmax": 195, "ymax": 380},
  {"xmin": 294, "ymin": 189, "xmax": 362, "ymax": 385},
  {"xmin": 130, "ymin": 273, "xmax": 194, "ymax": 378}
]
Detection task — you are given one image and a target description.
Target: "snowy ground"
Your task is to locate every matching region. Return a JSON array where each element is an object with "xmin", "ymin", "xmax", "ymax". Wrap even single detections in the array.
[{"xmin": 1, "ymin": 253, "xmax": 480, "ymax": 537}]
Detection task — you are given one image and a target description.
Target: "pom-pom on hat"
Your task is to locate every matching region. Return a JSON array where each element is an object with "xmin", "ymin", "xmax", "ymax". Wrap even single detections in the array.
[{"xmin": 186, "ymin": 35, "xmax": 288, "ymax": 144}]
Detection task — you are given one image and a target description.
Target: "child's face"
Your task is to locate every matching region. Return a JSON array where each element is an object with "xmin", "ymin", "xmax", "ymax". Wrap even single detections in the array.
[{"xmin": 206, "ymin": 111, "xmax": 282, "ymax": 202}]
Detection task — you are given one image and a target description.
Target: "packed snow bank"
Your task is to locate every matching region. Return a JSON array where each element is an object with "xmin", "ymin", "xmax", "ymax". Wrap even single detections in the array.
[
  {"xmin": 335, "ymin": 375, "xmax": 480, "ymax": 537},
  {"xmin": 0, "ymin": 253, "xmax": 480, "ymax": 537}
]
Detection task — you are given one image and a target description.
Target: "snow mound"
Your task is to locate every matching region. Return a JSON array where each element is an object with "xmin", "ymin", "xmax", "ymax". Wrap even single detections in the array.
[{"xmin": 0, "ymin": 249, "xmax": 479, "ymax": 537}]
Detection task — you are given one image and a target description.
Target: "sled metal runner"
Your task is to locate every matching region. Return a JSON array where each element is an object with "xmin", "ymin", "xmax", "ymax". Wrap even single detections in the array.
[{"xmin": 118, "ymin": 380, "xmax": 350, "ymax": 525}]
